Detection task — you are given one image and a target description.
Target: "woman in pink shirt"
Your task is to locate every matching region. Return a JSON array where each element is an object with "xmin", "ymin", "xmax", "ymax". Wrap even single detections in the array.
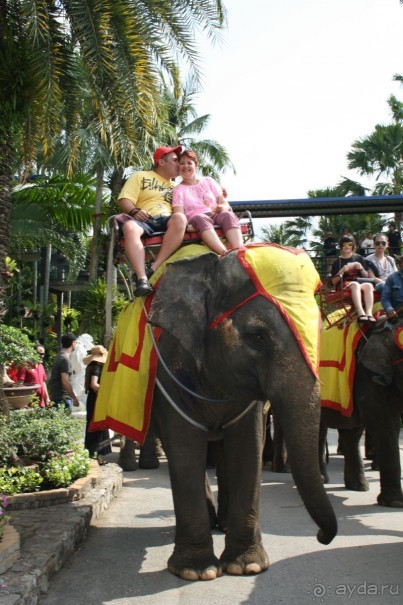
[{"xmin": 172, "ymin": 149, "xmax": 243, "ymax": 255}]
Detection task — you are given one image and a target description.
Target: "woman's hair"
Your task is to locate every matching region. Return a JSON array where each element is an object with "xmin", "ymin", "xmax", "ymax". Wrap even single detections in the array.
[
  {"xmin": 179, "ymin": 149, "xmax": 199, "ymax": 166},
  {"xmin": 339, "ymin": 235, "xmax": 356, "ymax": 250},
  {"xmin": 373, "ymin": 233, "xmax": 388, "ymax": 243}
]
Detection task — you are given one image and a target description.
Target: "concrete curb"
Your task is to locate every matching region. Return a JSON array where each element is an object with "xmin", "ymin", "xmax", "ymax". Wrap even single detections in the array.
[{"xmin": 0, "ymin": 463, "xmax": 123, "ymax": 605}]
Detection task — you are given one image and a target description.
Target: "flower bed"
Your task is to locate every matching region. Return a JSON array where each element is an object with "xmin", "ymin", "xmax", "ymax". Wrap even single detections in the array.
[
  {"xmin": 0, "ymin": 407, "xmax": 91, "ymax": 496},
  {"xmin": 6, "ymin": 459, "xmax": 100, "ymax": 510}
]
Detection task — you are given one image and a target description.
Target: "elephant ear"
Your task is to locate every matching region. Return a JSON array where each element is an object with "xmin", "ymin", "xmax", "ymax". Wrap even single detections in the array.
[
  {"xmin": 148, "ymin": 253, "xmax": 218, "ymax": 366},
  {"xmin": 358, "ymin": 324, "xmax": 394, "ymax": 383}
]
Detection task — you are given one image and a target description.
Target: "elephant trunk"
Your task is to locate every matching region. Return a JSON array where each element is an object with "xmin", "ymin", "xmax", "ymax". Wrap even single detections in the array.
[{"xmin": 273, "ymin": 385, "xmax": 338, "ymax": 545}]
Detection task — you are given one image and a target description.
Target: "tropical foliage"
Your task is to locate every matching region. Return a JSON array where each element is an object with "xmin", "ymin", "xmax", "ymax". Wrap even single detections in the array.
[
  {"xmin": 0, "ymin": 324, "xmax": 39, "ymax": 368},
  {"xmin": 0, "ymin": 407, "xmax": 90, "ymax": 494},
  {"xmin": 347, "ymin": 91, "xmax": 403, "ymax": 196},
  {"xmin": 0, "ymin": 0, "xmax": 228, "ymax": 416},
  {"xmin": 76, "ymin": 279, "xmax": 127, "ymax": 343}
]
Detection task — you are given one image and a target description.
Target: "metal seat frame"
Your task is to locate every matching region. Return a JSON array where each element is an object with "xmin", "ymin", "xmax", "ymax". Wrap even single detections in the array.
[
  {"xmin": 319, "ymin": 275, "xmax": 381, "ymax": 329},
  {"xmin": 107, "ymin": 210, "xmax": 255, "ymax": 301}
]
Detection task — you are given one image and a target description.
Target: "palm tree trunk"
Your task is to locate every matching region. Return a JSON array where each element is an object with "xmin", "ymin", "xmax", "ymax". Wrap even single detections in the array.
[
  {"xmin": 89, "ymin": 165, "xmax": 104, "ymax": 282},
  {"xmin": 0, "ymin": 126, "xmax": 15, "ymax": 417}
]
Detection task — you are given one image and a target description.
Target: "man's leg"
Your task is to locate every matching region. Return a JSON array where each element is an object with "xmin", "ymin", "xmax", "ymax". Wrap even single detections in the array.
[
  {"xmin": 151, "ymin": 213, "xmax": 187, "ymax": 272},
  {"xmin": 122, "ymin": 220, "xmax": 147, "ymax": 279},
  {"xmin": 122, "ymin": 220, "xmax": 154, "ymax": 296}
]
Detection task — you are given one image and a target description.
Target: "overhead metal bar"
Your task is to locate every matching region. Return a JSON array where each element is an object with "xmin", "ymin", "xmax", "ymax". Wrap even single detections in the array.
[{"xmin": 229, "ymin": 195, "xmax": 403, "ymax": 218}]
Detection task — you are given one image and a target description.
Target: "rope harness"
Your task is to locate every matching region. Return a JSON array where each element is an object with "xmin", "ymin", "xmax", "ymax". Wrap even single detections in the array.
[{"xmin": 143, "ymin": 304, "xmax": 259, "ymax": 433}]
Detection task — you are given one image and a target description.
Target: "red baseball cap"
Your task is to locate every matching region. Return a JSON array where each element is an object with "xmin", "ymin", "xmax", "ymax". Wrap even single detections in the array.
[{"xmin": 153, "ymin": 145, "xmax": 183, "ymax": 166}]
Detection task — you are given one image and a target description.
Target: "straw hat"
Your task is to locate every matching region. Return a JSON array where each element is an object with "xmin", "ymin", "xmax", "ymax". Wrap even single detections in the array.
[{"xmin": 83, "ymin": 345, "xmax": 108, "ymax": 365}]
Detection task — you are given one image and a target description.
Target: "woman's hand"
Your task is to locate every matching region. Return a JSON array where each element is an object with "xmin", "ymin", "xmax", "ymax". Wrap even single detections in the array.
[{"xmin": 135, "ymin": 209, "xmax": 149, "ymax": 221}]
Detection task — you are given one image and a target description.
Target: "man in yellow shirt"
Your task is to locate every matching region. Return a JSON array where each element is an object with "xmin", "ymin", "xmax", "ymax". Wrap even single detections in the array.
[{"xmin": 116, "ymin": 145, "xmax": 187, "ymax": 296}]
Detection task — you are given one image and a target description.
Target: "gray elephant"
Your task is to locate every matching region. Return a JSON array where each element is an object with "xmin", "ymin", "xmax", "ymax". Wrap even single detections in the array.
[
  {"xmin": 319, "ymin": 317, "xmax": 403, "ymax": 508},
  {"xmin": 143, "ymin": 246, "xmax": 337, "ymax": 581}
]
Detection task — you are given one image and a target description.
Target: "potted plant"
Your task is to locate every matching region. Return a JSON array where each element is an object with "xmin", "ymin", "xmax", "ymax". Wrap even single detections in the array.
[{"xmin": 0, "ymin": 324, "xmax": 40, "ymax": 409}]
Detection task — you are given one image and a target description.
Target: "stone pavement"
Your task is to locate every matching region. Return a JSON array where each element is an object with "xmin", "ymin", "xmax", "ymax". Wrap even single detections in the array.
[
  {"xmin": 0, "ymin": 463, "xmax": 123, "ymax": 605},
  {"xmin": 1, "ymin": 429, "xmax": 403, "ymax": 605}
]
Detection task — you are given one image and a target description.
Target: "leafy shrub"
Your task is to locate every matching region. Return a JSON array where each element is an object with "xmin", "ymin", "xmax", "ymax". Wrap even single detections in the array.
[
  {"xmin": 1, "ymin": 407, "xmax": 83, "ymax": 463},
  {"xmin": 41, "ymin": 447, "xmax": 90, "ymax": 489},
  {"xmin": 0, "ymin": 408, "xmax": 90, "ymax": 495},
  {"xmin": 0, "ymin": 324, "xmax": 39, "ymax": 367},
  {"xmin": 0, "ymin": 467, "xmax": 43, "ymax": 494}
]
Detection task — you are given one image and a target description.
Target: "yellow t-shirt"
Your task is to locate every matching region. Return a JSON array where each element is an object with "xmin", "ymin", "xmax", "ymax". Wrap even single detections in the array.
[{"xmin": 118, "ymin": 170, "xmax": 175, "ymax": 217}]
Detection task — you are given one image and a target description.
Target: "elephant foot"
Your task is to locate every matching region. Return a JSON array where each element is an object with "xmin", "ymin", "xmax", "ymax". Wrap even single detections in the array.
[
  {"xmin": 344, "ymin": 481, "xmax": 369, "ymax": 492},
  {"xmin": 118, "ymin": 438, "xmax": 138, "ymax": 471},
  {"xmin": 139, "ymin": 456, "xmax": 159, "ymax": 469},
  {"xmin": 377, "ymin": 493, "xmax": 403, "ymax": 508},
  {"xmin": 118, "ymin": 457, "xmax": 138, "ymax": 471},
  {"xmin": 271, "ymin": 462, "xmax": 290, "ymax": 473},
  {"xmin": 220, "ymin": 544, "xmax": 269, "ymax": 576},
  {"xmin": 167, "ymin": 549, "xmax": 222, "ymax": 581},
  {"xmin": 320, "ymin": 469, "xmax": 329, "ymax": 484},
  {"xmin": 344, "ymin": 473, "xmax": 369, "ymax": 492}
]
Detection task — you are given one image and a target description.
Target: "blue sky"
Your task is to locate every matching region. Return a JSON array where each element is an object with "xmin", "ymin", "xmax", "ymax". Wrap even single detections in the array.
[{"xmin": 194, "ymin": 0, "xmax": 403, "ymax": 208}]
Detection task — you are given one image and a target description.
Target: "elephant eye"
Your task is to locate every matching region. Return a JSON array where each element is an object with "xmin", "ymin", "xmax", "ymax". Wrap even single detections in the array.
[{"xmin": 244, "ymin": 329, "xmax": 267, "ymax": 351}]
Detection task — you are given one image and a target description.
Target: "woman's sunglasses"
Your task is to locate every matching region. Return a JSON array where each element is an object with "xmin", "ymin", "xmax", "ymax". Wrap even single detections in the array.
[
  {"xmin": 342, "ymin": 242, "xmax": 353, "ymax": 247},
  {"xmin": 374, "ymin": 241, "xmax": 387, "ymax": 246}
]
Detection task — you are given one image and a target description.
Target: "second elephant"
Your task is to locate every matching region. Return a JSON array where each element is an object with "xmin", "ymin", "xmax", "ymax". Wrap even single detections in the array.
[{"xmin": 320, "ymin": 317, "xmax": 403, "ymax": 508}]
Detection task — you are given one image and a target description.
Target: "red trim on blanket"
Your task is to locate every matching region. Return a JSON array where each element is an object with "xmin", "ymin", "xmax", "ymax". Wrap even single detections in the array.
[
  {"xmin": 89, "ymin": 417, "xmax": 146, "ymax": 443},
  {"xmin": 89, "ymin": 326, "xmax": 162, "ymax": 444},
  {"xmin": 320, "ymin": 326, "xmax": 366, "ymax": 417},
  {"xmin": 208, "ymin": 291, "xmax": 259, "ymax": 330},
  {"xmin": 106, "ymin": 294, "xmax": 155, "ymax": 372},
  {"xmin": 320, "ymin": 399, "xmax": 354, "ymax": 417}
]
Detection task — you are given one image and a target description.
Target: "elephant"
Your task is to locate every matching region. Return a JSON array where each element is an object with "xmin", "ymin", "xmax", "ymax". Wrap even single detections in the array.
[
  {"xmin": 143, "ymin": 245, "xmax": 337, "ymax": 581},
  {"xmin": 319, "ymin": 317, "xmax": 403, "ymax": 508}
]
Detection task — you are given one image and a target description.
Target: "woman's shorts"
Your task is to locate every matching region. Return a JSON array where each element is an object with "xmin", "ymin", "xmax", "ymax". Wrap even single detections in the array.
[{"xmin": 189, "ymin": 210, "xmax": 240, "ymax": 234}]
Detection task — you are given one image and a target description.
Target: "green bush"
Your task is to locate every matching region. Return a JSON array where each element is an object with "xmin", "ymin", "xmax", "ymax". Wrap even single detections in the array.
[
  {"xmin": 0, "ymin": 408, "xmax": 90, "ymax": 495},
  {"xmin": 0, "ymin": 324, "xmax": 39, "ymax": 367},
  {"xmin": 0, "ymin": 467, "xmax": 43, "ymax": 494}
]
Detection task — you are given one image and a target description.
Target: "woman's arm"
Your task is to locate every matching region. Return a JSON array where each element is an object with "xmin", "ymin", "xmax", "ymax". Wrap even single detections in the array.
[{"xmin": 90, "ymin": 374, "xmax": 100, "ymax": 393}]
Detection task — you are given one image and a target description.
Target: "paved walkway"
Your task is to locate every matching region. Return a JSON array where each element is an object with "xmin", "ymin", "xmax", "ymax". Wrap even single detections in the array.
[{"xmin": 2, "ymin": 429, "xmax": 403, "ymax": 605}]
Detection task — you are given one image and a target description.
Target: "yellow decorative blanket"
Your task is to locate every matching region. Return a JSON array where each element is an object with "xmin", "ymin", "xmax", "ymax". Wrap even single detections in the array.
[
  {"xmin": 320, "ymin": 302, "xmax": 383, "ymax": 416},
  {"xmin": 319, "ymin": 321, "xmax": 363, "ymax": 417},
  {"xmin": 238, "ymin": 244, "xmax": 321, "ymax": 377}
]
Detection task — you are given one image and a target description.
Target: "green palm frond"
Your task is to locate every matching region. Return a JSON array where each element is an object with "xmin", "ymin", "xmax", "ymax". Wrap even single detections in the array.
[{"xmin": 12, "ymin": 174, "xmax": 104, "ymax": 232}]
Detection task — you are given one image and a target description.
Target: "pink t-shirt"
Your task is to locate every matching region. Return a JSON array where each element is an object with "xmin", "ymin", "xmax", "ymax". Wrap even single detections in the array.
[{"xmin": 172, "ymin": 177, "xmax": 222, "ymax": 220}]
